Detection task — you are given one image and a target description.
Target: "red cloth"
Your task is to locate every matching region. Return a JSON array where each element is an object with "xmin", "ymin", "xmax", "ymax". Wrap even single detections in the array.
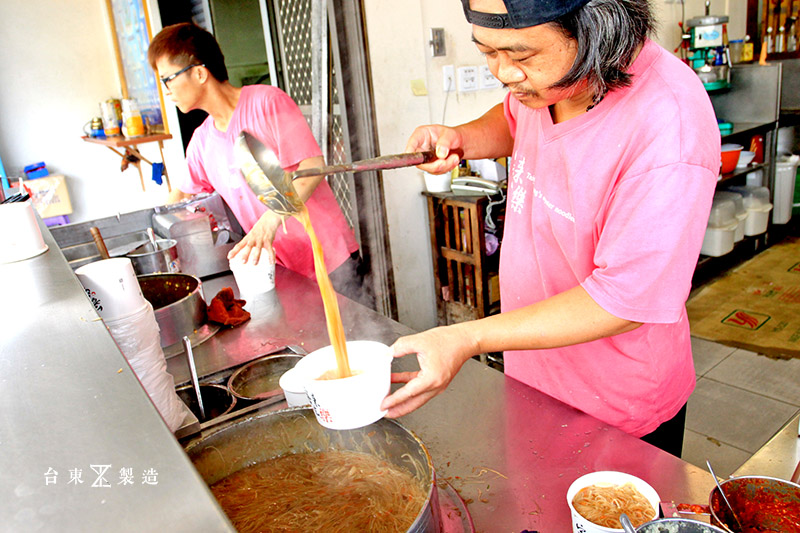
[{"xmin": 207, "ymin": 287, "xmax": 250, "ymax": 327}]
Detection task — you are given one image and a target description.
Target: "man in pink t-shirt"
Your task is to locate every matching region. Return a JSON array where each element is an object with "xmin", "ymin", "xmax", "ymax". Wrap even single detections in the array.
[
  {"xmin": 148, "ymin": 24, "xmax": 359, "ymax": 294},
  {"xmin": 383, "ymin": 0, "xmax": 720, "ymax": 456}
]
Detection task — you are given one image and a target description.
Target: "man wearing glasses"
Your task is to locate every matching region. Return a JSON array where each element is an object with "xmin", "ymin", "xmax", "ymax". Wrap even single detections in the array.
[{"xmin": 148, "ymin": 23, "xmax": 361, "ymax": 298}]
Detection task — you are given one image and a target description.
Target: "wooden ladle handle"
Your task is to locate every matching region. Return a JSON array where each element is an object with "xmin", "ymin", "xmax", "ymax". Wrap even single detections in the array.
[{"xmin": 90, "ymin": 227, "xmax": 110, "ymax": 260}]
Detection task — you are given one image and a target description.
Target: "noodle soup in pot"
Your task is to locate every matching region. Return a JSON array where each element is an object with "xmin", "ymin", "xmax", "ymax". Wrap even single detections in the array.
[
  {"xmin": 566, "ymin": 471, "xmax": 660, "ymax": 533},
  {"xmin": 184, "ymin": 407, "xmax": 441, "ymax": 533}
]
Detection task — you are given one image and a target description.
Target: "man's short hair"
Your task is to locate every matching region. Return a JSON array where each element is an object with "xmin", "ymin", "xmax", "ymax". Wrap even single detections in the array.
[{"xmin": 148, "ymin": 23, "xmax": 229, "ymax": 83}]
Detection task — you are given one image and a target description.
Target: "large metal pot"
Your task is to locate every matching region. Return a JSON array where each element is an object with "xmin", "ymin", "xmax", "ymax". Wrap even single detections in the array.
[
  {"xmin": 709, "ymin": 475, "xmax": 800, "ymax": 532},
  {"xmin": 184, "ymin": 407, "xmax": 441, "ymax": 532},
  {"xmin": 126, "ymin": 238, "xmax": 180, "ymax": 275},
  {"xmin": 138, "ymin": 273, "xmax": 206, "ymax": 348}
]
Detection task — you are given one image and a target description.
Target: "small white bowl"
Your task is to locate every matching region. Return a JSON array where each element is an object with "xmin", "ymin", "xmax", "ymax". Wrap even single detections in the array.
[
  {"xmin": 278, "ymin": 366, "xmax": 311, "ymax": 407},
  {"xmin": 566, "ymin": 471, "xmax": 660, "ymax": 532},
  {"xmin": 736, "ymin": 150, "xmax": 756, "ymax": 168}
]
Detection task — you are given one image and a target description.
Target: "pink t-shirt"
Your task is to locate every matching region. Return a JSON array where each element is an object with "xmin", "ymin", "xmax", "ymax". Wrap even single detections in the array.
[
  {"xmin": 182, "ymin": 85, "xmax": 358, "ymax": 278},
  {"xmin": 500, "ymin": 40, "xmax": 720, "ymax": 437}
]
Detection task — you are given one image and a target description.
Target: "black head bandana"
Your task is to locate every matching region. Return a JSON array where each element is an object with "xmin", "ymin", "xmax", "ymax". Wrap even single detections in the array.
[{"xmin": 461, "ymin": 0, "xmax": 591, "ymax": 29}]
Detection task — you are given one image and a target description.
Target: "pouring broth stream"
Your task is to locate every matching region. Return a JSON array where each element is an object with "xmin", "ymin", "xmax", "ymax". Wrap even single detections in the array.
[{"xmin": 295, "ymin": 205, "xmax": 351, "ymax": 379}]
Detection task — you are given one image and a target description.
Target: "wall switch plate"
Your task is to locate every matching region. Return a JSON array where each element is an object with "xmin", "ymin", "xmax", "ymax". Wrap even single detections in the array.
[
  {"xmin": 479, "ymin": 65, "xmax": 501, "ymax": 89},
  {"xmin": 430, "ymin": 28, "xmax": 446, "ymax": 57},
  {"xmin": 442, "ymin": 65, "xmax": 455, "ymax": 92},
  {"xmin": 457, "ymin": 65, "xmax": 478, "ymax": 92}
]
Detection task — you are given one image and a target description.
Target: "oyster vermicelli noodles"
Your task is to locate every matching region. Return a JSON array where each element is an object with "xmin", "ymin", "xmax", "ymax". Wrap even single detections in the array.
[
  {"xmin": 210, "ymin": 450, "xmax": 427, "ymax": 532},
  {"xmin": 572, "ymin": 482, "xmax": 656, "ymax": 528}
]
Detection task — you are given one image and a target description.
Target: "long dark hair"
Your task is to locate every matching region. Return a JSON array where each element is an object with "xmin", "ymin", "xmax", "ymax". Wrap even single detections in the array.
[{"xmin": 549, "ymin": 0, "xmax": 655, "ymax": 104}]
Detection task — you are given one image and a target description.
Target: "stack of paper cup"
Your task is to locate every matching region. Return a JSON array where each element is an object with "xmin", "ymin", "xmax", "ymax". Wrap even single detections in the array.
[
  {"xmin": 229, "ymin": 248, "xmax": 275, "ymax": 296},
  {"xmin": 76, "ymin": 257, "xmax": 185, "ymax": 432},
  {"xmin": 0, "ymin": 201, "xmax": 48, "ymax": 264},
  {"xmin": 104, "ymin": 301, "xmax": 185, "ymax": 432},
  {"xmin": 75, "ymin": 258, "xmax": 147, "ymax": 320}
]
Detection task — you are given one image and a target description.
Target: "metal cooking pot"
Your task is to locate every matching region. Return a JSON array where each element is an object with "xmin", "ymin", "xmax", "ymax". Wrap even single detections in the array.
[
  {"xmin": 184, "ymin": 407, "xmax": 441, "ymax": 532},
  {"xmin": 138, "ymin": 273, "xmax": 206, "ymax": 348},
  {"xmin": 176, "ymin": 383, "xmax": 236, "ymax": 423},
  {"xmin": 126, "ymin": 238, "xmax": 180, "ymax": 275},
  {"xmin": 637, "ymin": 518, "xmax": 727, "ymax": 532},
  {"xmin": 709, "ymin": 475, "xmax": 800, "ymax": 532},
  {"xmin": 227, "ymin": 353, "xmax": 303, "ymax": 401}
]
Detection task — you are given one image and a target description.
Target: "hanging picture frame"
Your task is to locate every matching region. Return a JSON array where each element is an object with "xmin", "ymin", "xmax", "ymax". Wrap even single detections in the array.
[{"xmin": 105, "ymin": 0, "xmax": 169, "ymax": 134}]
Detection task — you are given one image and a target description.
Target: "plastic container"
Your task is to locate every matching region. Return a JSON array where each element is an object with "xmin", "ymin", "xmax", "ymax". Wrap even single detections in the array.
[
  {"xmin": 714, "ymin": 191, "xmax": 747, "ymax": 242},
  {"xmin": 701, "ymin": 197, "xmax": 737, "ymax": 257},
  {"xmin": 729, "ymin": 39, "xmax": 744, "ymax": 63},
  {"xmin": 726, "ymin": 185, "xmax": 773, "ymax": 235},
  {"xmin": 121, "ymin": 99, "xmax": 145, "ymax": 138},
  {"xmin": 566, "ymin": 471, "xmax": 660, "ymax": 532},
  {"xmin": 773, "ymin": 154, "xmax": 799, "ymax": 224}
]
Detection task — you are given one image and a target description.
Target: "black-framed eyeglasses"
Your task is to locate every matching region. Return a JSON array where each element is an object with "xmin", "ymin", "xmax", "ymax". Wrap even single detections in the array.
[{"xmin": 160, "ymin": 63, "xmax": 204, "ymax": 88}]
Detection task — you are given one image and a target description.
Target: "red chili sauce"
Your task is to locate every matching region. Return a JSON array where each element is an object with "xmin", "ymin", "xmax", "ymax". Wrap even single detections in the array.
[{"xmin": 711, "ymin": 482, "xmax": 800, "ymax": 533}]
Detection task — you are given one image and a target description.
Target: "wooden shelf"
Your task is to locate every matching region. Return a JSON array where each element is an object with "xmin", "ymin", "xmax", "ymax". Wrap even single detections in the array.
[
  {"xmin": 81, "ymin": 133, "xmax": 173, "ymax": 192},
  {"xmin": 423, "ymin": 191, "xmax": 504, "ymax": 326},
  {"xmin": 81, "ymin": 133, "xmax": 172, "ymax": 147}
]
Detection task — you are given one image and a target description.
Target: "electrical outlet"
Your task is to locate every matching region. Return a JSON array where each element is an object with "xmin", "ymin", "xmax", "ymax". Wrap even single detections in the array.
[
  {"xmin": 457, "ymin": 66, "xmax": 478, "ymax": 92},
  {"xmin": 479, "ymin": 65, "xmax": 501, "ymax": 90},
  {"xmin": 442, "ymin": 65, "xmax": 455, "ymax": 92}
]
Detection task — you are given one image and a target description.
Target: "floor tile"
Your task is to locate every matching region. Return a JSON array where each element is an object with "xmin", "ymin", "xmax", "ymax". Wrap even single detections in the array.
[
  {"xmin": 681, "ymin": 429, "xmax": 752, "ymax": 479},
  {"xmin": 691, "ymin": 337, "xmax": 736, "ymax": 376},
  {"xmin": 706, "ymin": 348, "xmax": 800, "ymax": 406},
  {"xmin": 686, "ymin": 377, "xmax": 798, "ymax": 452}
]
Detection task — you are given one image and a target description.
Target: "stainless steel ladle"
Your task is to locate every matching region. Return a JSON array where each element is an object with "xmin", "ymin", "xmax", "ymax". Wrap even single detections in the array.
[
  {"xmin": 620, "ymin": 513, "xmax": 637, "ymax": 533},
  {"xmin": 707, "ymin": 459, "xmax": 744, "ymax": 532},
  {"xmin": 235, "ymin": 131, "xmax": 437, "ymax": 215}
]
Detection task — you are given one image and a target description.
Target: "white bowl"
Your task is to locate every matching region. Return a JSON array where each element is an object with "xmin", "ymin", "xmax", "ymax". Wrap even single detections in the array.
[
  {"xmin": 0, "ymin": 201, "xmax": 48, "ymax": 263},
  {"xmin": 566, "ymin": 471, "xmax": 660, "ymax": 532},
  {"xmin": 298, "ymin": 340, "xmax": 392, "ymax": 430},
  {"xmin": 736, "ymin": 150, "xmax": 756, "ymax": 168},
  {"xmin": 278, "ymin": 366, "xmax": 311, "ymax": 407}
]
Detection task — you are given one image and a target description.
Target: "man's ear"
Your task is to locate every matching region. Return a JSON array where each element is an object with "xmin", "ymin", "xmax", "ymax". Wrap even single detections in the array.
[{"xmin": 195, "ymin": 65, "xmax": 209, "ymax": 84}]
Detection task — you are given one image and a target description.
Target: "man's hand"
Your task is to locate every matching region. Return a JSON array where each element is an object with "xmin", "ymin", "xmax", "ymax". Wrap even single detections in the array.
[
  {"xmin": 381, "ymin": 325, "xmax": 478, "ymax": 418},
  {"xmin": 227, "ymin": 209, "xmax": 283, "ymax": 265},
  {"xmin": 405, "ymin": 125, "xmax": 464, "ymax": 176}
]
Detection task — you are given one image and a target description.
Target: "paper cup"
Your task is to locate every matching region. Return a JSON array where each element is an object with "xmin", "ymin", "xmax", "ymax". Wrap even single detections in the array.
[
  {"xmin": 566, "ymin": 471, "xmax": 660, "ymax": 533},
  {"xmin": 278, "ymin": 366, "xmax": 311, "ymax": 407},
  {"xmin": 423, "ymin": 172, "xmax": 451, "ymax": 193},
  {"xmin": 299, "ymin": 340, "xmax": 392, "ymax": 430},
  {"xmin": 229, "ymin": 248, "xmax": 275, "ymax": 296},
  {"xmin": 0, "ymin": 201, "xmax": 48, "ymax": 264},
  {"xmin": 75, "ymin": 257, "xmax": 147, "ymax": 320}
]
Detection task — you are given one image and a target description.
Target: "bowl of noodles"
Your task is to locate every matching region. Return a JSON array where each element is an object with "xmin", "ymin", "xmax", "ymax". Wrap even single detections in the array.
[{"xmin": 567, "ymin": 471, "xmax": 660, "ymax": 532}]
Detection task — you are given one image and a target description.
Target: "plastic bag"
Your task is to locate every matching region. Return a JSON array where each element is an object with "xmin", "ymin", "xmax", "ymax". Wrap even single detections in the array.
[{"xmin": 105, "ymin": 302, "xmax": 185, "ymax": 432}]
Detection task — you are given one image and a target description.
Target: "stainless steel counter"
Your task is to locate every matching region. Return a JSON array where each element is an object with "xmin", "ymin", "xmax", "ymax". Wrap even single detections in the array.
[
  {"xmin": 3, "ymin": 220, "xmax": 719, "ymax": 532},
  {"xmin": 0, "ymin": 219, "xmax": 234, "ymax": 532},
  {"xmin": 174, "ymin": 272, "xmax": 719, "ymax": 531}
]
